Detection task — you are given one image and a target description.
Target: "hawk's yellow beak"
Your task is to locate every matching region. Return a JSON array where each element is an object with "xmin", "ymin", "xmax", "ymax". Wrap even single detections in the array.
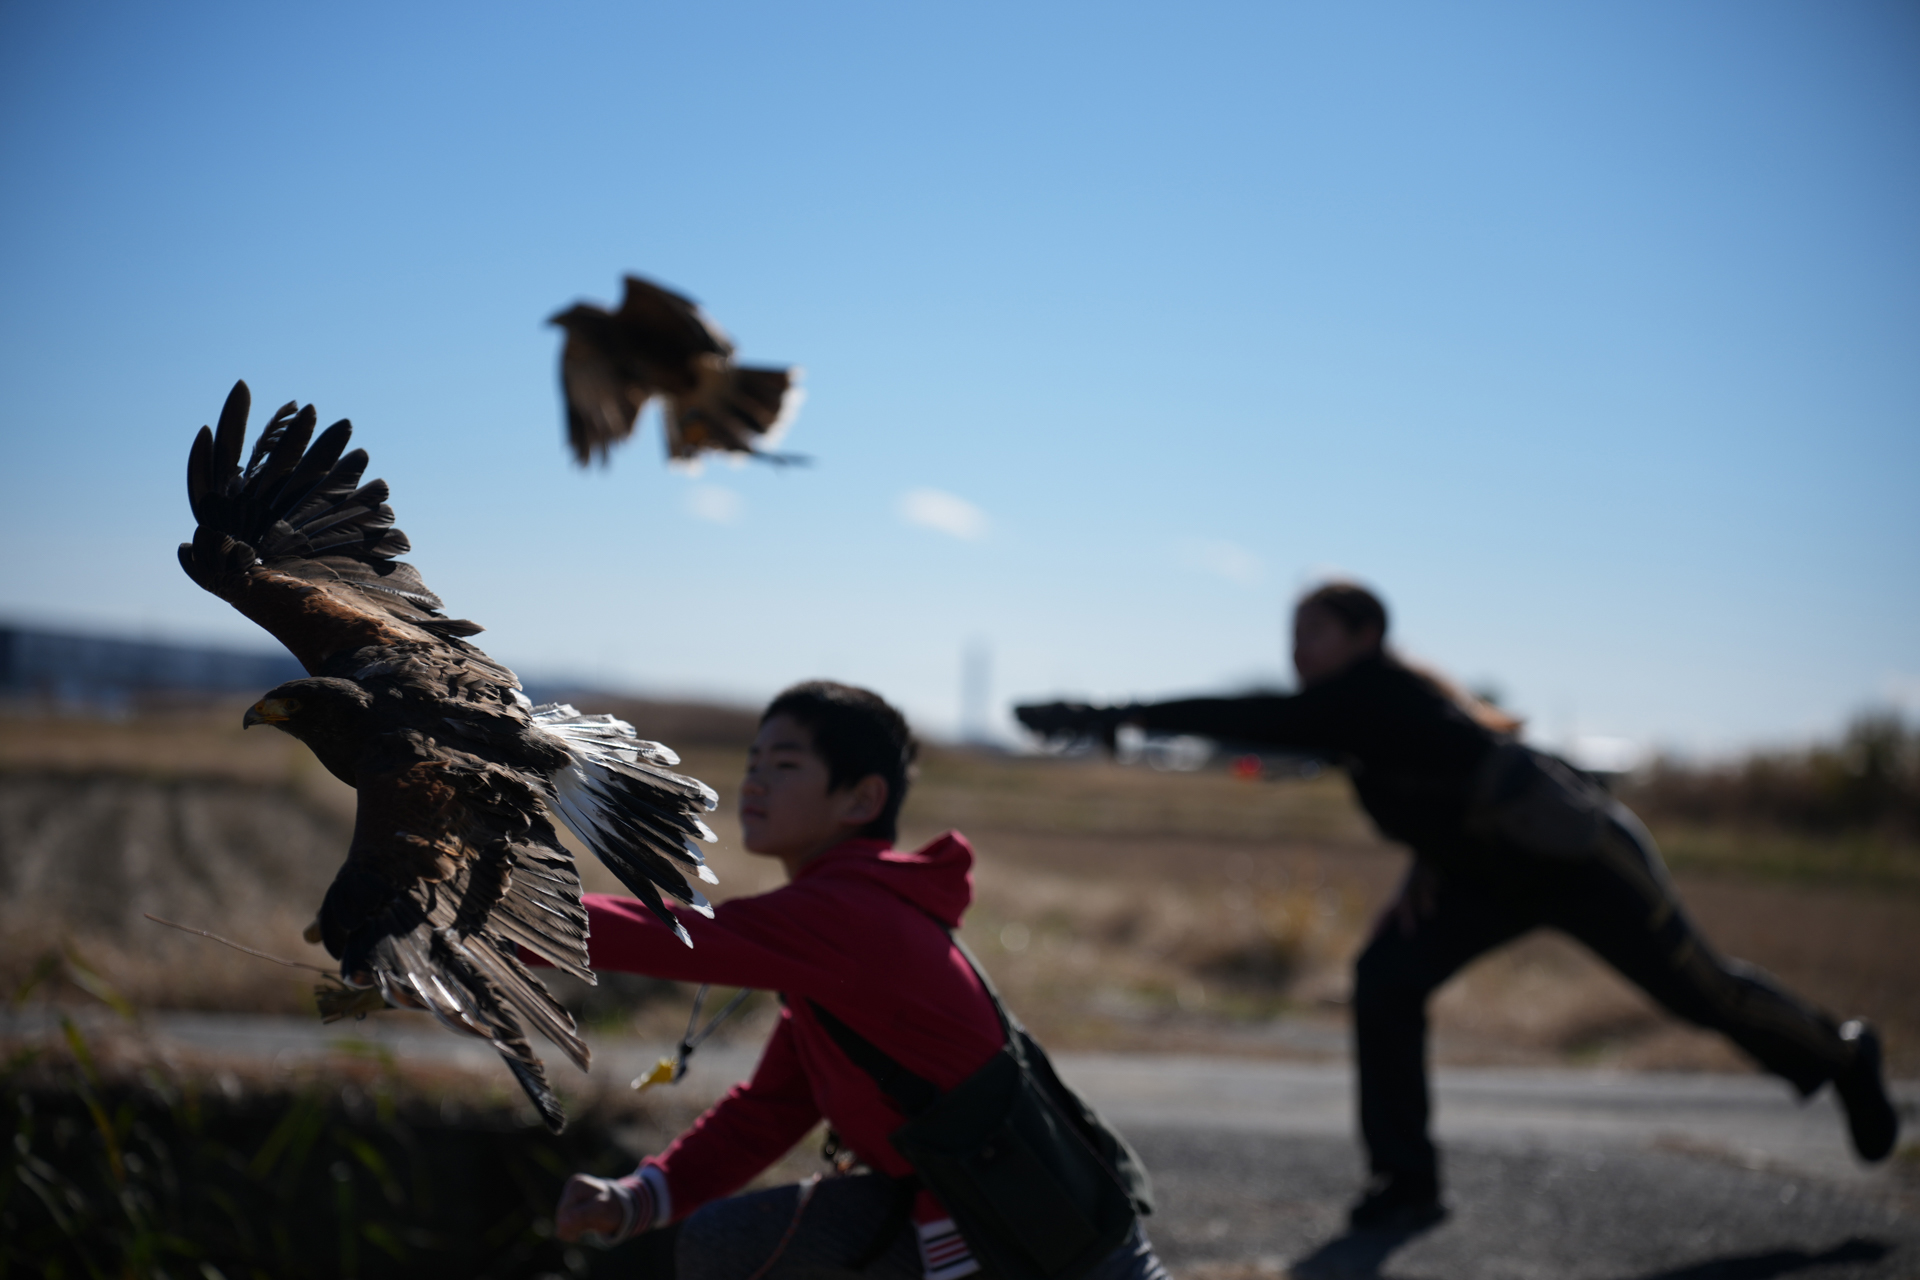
[{"xmin": 243, "ymin": 698, "xmax": 296, "ymax": 728}]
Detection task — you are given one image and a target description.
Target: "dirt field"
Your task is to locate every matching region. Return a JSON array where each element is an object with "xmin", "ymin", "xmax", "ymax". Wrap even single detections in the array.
[{"xmin": 3, "ymin": 701, "xmax": 1916, "ymax": 1075}]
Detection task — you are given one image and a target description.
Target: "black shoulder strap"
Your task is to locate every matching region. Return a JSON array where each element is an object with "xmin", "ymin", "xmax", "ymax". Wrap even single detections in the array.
[
  {"xmin": 808, "ymin": 999, "xmax": 942, "ymax": 1116},
  {"xmin": 808, "ymin": 930, "xmax": 1021, "ymax": 1118},
  {"xmin": 949, "ymin": 934, "xmax": 1019, "ymax": 1041}
]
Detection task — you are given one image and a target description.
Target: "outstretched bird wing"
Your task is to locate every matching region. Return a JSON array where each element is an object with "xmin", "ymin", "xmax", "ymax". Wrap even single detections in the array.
[
  {"xmin": 178, "ymin": 379, "xmax": 483, "ymax": 677},
  {"xmin": 615, "ymin": 275, "xmax": 734, "ymax": 358},
  {"xmin": 558, "ymin": 328, "xmax": 652, "ymax": 465},
  {"xmin": 179, "ymin": 381, "xmax": 722, "ymax": 1128},
  {"xmin": 551, "ymin": 275, "xmax": 804, "ymax": 467}
]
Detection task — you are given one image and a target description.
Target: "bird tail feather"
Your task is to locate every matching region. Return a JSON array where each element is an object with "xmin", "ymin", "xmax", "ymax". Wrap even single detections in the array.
[
  {"xmin": 362, "ymin": 911, "xmax": 581, "ymax": 1133},
  {"xmin": 666, "ymin": 363, "xmax": 804, "ymax": 462}
]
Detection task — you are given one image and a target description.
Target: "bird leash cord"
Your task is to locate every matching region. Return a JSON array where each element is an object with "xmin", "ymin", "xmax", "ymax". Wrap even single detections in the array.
[{"xmin": 632, "ymin": 984, "xmax": 753, "ymax": 1091}]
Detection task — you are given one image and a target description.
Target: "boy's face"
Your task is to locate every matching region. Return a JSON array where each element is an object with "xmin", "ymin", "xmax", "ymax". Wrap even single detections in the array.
[{"xmin": 739, "ymin": 713, "xmax": 885, "ymax": 870}]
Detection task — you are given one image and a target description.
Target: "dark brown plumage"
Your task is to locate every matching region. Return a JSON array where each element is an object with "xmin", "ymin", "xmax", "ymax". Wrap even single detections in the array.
[
  {"xmin": 179, "ymin": 380, "xmax": 722, "ymax": 1130},
  {"xmin": 549, "ymin": 275, "xmax": 804, "ymax": 467}
]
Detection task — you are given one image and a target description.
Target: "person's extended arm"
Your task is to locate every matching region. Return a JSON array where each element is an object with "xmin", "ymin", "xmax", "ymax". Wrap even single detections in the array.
[
  {"xmin": 1128, "ymin": 694, "xmax": 1324, "ymax": 748},
  {"xmin": 555, "ymin": 1009, "xmax": 822, "ymax": 1241},
  {"xmin": 530, "ymin": 890, "xmax": 872, "ymax": 1007},
  {"xmin": 1018, "ymin": 692, "xmax": 1337, "ymax": 752}
]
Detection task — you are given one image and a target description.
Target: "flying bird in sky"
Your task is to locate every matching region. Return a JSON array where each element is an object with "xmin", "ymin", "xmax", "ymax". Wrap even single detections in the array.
[
  {"xmin": 549, "ymin": 274, "xmax": 804, "ymax": 467},
  {"xmin": 178, "ymin": 381, "xmax": 721, "ymax": 1130}
]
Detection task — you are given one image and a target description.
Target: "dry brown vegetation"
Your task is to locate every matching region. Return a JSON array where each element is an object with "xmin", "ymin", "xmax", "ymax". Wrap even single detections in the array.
[
  {"xmin": 3, "ymin": 699, "xmax": 1916, "ymax": 1077},
  {"xmin": 1618, "ymin": 711, "xmax": 1920, "ymax": 892},
  {"xmin": 1626, "ymin": 712, "xmax": 1920, "ymax": 841}
]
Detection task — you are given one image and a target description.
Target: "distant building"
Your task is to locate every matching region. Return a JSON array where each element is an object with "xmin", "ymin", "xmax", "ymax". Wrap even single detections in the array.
[{"xmin": 0, "ymin": 623, "xmax": 303, "ymax": 713}]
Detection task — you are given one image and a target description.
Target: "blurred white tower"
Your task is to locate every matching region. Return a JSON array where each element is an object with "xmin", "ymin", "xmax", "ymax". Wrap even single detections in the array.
[{"xmin": 961, "ymin": 638, "xmax": 992, "ymax": 744}]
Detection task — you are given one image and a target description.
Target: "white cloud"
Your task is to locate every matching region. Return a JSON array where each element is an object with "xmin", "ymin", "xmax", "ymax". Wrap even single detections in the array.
[
  {"xmin": 686, "ymin": 485, "xmax": 743, "ymax": 524},
  {"xmin": 1180, "ymin": 537, "xmax": 1264, "ymax": 586},
  {"xmin": 897, "ymin": 488, "xmax": 988, "ymax": 540}
]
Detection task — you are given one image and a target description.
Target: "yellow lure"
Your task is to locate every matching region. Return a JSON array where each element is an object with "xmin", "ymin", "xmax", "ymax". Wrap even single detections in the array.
[
  {"xmin": 629, "ymin": 985, "xmax": 753, "ymax": 1092},
  {"xmin": 632, "ymin": 1057, "xmax": 681, "ymax": 1092}
]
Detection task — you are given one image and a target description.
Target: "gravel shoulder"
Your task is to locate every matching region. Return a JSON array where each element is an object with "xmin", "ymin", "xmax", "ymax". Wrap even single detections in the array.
[{"xmin": 9, "ymin": 1008, "xmax": 1914, "ymax": 1278}]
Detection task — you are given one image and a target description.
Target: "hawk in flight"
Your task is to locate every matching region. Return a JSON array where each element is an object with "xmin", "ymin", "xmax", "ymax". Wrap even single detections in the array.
[
  {"xmin": 179, "ymin": 381, "xmax": 721, "ymax": 1129},
  {"xmin": 549, "ymin": 275, "xmax": 804, "ymax": 467}
]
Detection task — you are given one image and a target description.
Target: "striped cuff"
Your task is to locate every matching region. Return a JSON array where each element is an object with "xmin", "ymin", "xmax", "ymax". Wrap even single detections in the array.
[
  {"xmin": 636, "ymin": 1165, "xmax": 672, "ymax": 1226},
  {"xmin": 578, "ymin": 1167, "xmax": 665, "ymax": 1248}
]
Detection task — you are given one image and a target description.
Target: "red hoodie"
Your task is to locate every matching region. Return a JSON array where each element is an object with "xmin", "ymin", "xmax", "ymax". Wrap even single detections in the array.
[{"xmin": 570, "ymin": 831, "xmax": 1003, "ymax": 1222}]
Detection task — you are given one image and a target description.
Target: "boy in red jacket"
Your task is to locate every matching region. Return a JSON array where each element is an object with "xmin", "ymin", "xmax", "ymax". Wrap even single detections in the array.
[{"xmin": 553, "ymin": 681, "xmax": 1166, "ymax": 1280}]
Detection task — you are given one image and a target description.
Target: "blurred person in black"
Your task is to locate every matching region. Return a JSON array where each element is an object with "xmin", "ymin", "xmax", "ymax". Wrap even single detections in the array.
[{"xmin": 1017, "ymin": 581, "xmax": 1899, "ymax": 1232}]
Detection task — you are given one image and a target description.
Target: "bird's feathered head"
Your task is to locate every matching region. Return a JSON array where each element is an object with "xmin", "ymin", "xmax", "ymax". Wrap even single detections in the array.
[
  {"xmin": 546, "ymin": 303, "xmax": 605, "ymax": 331},
  {"xmin": 243, "ymin": 677, "xmax": 375, "ymax": 743}
]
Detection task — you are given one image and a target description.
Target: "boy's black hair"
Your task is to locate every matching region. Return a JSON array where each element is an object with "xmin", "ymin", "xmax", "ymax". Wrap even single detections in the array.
[{"xmin": 761, "ymin": 681, "xmax": 918, "ymax": 843}]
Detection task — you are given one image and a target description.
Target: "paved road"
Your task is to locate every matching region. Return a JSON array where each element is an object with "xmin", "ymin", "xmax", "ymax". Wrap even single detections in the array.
[{"xmin": 10, "ymin": 1009, "xmax": 1917, "ymax": 1278}]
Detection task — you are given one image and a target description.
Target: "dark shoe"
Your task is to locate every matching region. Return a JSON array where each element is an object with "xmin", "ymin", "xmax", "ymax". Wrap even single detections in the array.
[
  {"xmin": 1347, "ymin": 1171, "xmax": 1447, "ymax": 1233},
  {"xmin": 1835, "ymin": 1020, "xmax": 1900, "ymax": 1162}
]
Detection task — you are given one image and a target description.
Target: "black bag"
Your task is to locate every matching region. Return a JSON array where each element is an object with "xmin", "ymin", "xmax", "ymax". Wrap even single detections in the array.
[
  {"xmin": 809, "ymin": 938, "xmax": 1151, "ymax": 1280},
  {"xmin": 1467, "ymin": 741, "xmax": 1615, "ymax": 859}
]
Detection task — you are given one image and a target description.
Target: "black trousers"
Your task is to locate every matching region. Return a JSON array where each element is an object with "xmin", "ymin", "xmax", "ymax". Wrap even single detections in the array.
[
  {"xmin": 672, "ymin": 1173, "xmax": 1169, "ymax": 1280},
  {"xmin": 1353, "ymin": 807, "xmax": 1851, "ymax": 1182}
]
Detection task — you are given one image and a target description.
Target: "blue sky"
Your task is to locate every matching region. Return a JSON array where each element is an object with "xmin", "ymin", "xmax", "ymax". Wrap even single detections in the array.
[{"xmin": 2, "ymin": 1, "xmax": 1915, "ymax": 754}]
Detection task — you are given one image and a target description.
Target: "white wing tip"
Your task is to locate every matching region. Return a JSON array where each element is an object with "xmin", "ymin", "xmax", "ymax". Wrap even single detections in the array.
[{"xmin": 758, "ymin": 377, "xmax": 805, "ymax": 452}]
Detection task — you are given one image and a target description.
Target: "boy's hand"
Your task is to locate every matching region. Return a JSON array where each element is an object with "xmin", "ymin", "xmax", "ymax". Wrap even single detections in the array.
[{"xmin": 556, "ymin": 1173, "xmax": 646, "ymax": 1245}]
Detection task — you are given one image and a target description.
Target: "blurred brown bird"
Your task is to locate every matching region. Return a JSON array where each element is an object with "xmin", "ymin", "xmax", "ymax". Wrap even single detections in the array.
[
  {"xmin": 178, "ymin": 381, "xmax": 723, "ymax": 1130},
  {"xmin": 549, "ymin": 275, "xmax": 804, "ymax": 467}
]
